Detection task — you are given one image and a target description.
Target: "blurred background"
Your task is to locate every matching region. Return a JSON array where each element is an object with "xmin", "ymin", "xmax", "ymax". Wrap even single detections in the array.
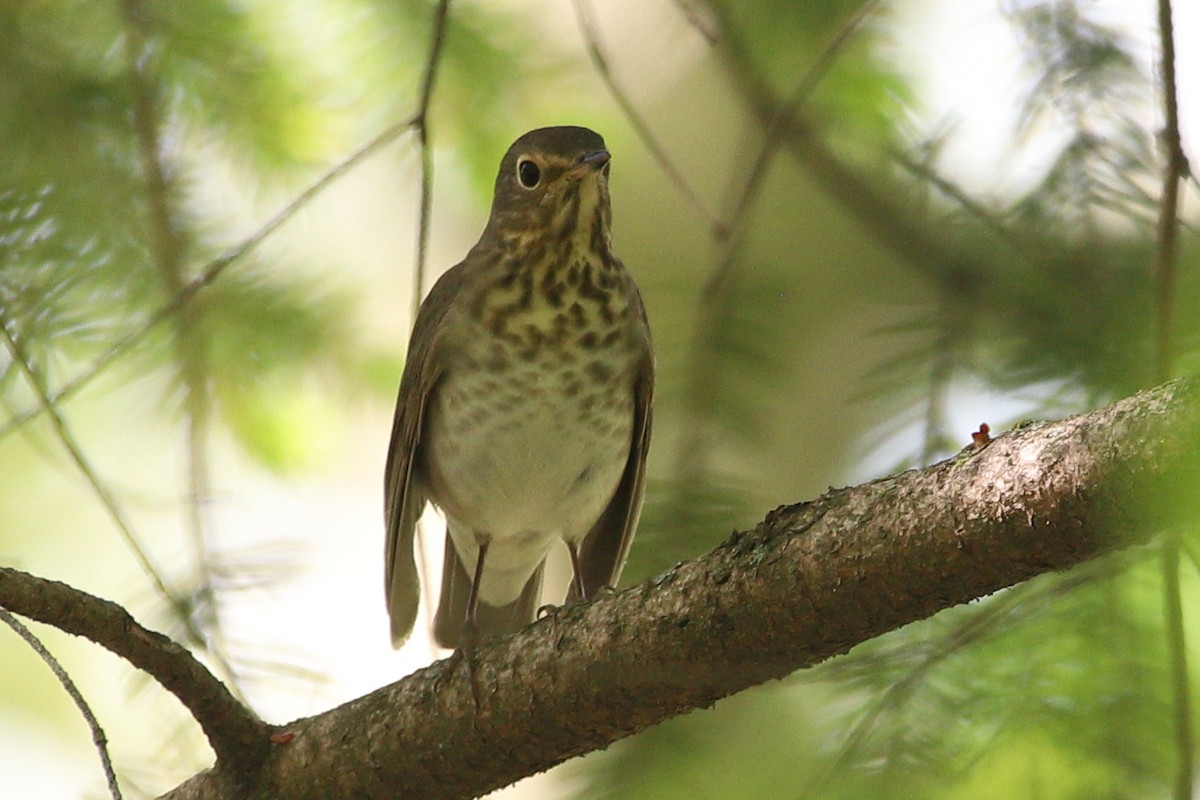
[{"xmin": 2, "ymin": 0, "xmax": 1199, "ymax": 797}]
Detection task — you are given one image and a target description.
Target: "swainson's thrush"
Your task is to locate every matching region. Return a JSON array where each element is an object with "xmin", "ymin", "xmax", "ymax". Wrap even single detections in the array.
[{"xmin": 384, "ymin": 126, "xmax": 654, "ymax": 648}]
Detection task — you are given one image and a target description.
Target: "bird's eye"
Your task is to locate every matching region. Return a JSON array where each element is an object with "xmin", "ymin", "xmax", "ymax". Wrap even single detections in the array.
[{"xmin": 517, "ymin": 158, "xmax": 541, "ymax": 189}]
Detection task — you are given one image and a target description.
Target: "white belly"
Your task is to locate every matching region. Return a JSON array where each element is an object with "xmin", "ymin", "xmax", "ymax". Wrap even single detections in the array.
[{"xmin": 423, "ymin": 359, "xmax": 634, "ymax": 604}]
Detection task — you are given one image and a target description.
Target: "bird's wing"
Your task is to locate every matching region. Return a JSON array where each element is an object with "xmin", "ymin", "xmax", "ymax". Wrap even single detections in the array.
[
  {"xmin": 383, "ymin": 266, "xmax": 469, "ymax": 646},
  {"xmin": 572, "ymin": 288, "xmax": 654, "ymax": 600}
]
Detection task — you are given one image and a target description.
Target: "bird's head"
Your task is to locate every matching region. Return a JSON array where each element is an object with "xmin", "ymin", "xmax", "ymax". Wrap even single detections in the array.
[{"xmin": 483, "ymin": 125, "xmax": 613, "ymax": 251}]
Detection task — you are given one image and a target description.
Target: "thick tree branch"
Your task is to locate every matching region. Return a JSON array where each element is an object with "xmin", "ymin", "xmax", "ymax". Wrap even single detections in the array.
[
  {"xmin": 155, "ymin": 379, "xmax": 1197, "ymax": 800},
  {"xmin": 0, "ymin": 569, "xmax": 269, "ymax": 784}
]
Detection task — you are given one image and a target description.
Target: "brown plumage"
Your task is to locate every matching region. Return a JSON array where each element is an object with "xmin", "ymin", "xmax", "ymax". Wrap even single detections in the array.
[{"xmin": 384, "ymin": 126, "xmax": 654, "ymax": 648}]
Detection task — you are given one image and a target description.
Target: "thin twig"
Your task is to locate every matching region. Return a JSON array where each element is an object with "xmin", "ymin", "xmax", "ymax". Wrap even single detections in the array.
[
  {"xmin": 703, "ymin": 0, "xmax": 881, "ymax": 298},
  {"xmin": 1153, "ymin": 0, "xmax": 1185, "ymax": 383},
  {"xmin": 921, "ymin": 294, "xmax": 957, "ymax": 464},
  {"xmin": 0, "ymin": 609, "xmax": 123, "ymax": 800},
  {"xmin": 120, "ymin": 0, "xmax": 231, "ymax": 695},
  {"xmin": 1152, "ymin": 2, "xmax": 1193, "ymax": 797},
  {"xmin": 408, "ymin": 0, "xmax": 454, "ymax": 630},
  {"xmin": 890, "ymin": 147, "xmax": 1039, "ymax": 263},
  {"xmin": 708, "ymin": 2, "xmax": 985, "ymax": 295},
  {"xmin": 1162, "ymin": 533, "xmax": 1193, "ymax": 800},
  {"xmin": 0, "ymin": 114, "xmax": 420, "ymax": 446},
  {"xmin": 572, "ymin": 0, "xmax": 724, "ymax": 235},
  {"xmin": 411, "ymin": 0, "xmax": 452, "ymax": 321},
  {"xmin": 668, "ymin": 0, "xmax": 719, "ymax": 45},
  {"xmin": 674, "ymin": 1, "xmax": 883, "ymax": 488},
  {"xmin": 0, "ymin": 313, "xmax": 240, "ymax": 690},
  {"xmin": 0, "ymin": 567, "xmax": 269, "ymax": 779}
]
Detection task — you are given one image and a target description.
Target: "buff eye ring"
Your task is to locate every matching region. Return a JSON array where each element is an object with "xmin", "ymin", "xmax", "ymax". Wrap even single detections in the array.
[{"xmin": 517, "ymin": 158, "xmax": 541, "ymax": 189}]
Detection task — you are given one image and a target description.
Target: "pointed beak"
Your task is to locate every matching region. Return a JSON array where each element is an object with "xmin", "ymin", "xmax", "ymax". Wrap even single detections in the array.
[
  {"xmin": 568, "ymin": 149, "xmax": 611, "ymax": 179},
  {"xmin": 580, "ymin": 149, "xmax": 611, "ymax": 169}
]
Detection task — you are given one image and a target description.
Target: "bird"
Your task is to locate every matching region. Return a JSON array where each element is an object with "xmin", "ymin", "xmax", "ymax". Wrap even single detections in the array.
[{"xmin": 384, "ymin": 125, "xmax": 654, "ymax": 649}]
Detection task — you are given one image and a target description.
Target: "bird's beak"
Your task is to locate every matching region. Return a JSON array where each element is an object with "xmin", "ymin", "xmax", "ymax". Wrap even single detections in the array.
[{"xmin": 568, "ymin": 149, "xmax": 611, "ymax": 179}]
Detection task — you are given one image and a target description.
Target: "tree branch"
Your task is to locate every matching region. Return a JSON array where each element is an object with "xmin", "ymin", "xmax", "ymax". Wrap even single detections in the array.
[
  {"xmin": 0, "ymin": 569, "xmax": 269, "ymax": 786},
  {"xmin": 153, "ymin": 378, "xmax": 1196, "ymax": 799}
]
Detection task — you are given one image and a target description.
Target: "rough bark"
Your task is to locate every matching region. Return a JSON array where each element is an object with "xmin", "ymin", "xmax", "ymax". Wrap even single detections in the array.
[{"xmin": 5, "ymin": 380, "xmax": 1197, "ymax": 799}]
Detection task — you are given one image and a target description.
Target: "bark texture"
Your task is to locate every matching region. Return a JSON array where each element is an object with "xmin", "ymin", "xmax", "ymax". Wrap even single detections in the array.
[
  {"xmin": 159, "ymin": 380, "xmax": 1198, "ymax": 799},
  {"xmin": 3, "ymin": 381, "xmax": 1195, "ymax": 799}
]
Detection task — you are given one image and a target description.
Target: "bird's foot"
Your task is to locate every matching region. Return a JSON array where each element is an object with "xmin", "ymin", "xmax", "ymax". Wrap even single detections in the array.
[{"xmin": 454, "ymin": 622, "xmax": 485, "ymax": 714}]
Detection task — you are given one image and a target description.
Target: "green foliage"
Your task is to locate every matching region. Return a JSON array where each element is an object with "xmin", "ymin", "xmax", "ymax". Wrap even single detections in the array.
[
  {"xmin": 2, "ymin": 0, "xmax": 1197, "ymax": 797},
  {"xmin": 0, "ymin": 0, "xmax": 377, "ymax": 471},
  {"xmin": 713, "ymin": 0, "xmax": 908, "ymax": 138},
  {"xmin": 580, "ymin": 1, "xmax": 1200, "ymax": 799}
]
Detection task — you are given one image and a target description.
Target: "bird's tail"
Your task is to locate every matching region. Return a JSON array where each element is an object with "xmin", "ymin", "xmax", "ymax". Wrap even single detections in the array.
[{"xmin": 432, "ymin": 532, "xmax": 545, "ymax": 649}]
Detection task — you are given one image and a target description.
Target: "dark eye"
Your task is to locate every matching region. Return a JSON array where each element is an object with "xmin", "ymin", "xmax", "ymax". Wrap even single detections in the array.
[{"xmin": 517, "ymin": 158, "xmax": 541, "ymax": 189}]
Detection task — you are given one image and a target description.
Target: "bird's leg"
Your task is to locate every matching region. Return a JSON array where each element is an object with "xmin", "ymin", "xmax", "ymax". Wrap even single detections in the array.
[
  {"xmin": 567, "ymin": 541, "xmax": 588, "ymax": 601},
  {"xmin": 459, "ymin": 540, "xmax": 488, "ymax": 713},
  {"xmin": 460, "ymin": 540, "xmax": 488, "ymax": 654}
]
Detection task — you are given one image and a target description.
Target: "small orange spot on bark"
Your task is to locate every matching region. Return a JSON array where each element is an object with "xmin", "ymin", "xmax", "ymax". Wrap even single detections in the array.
[{"xmin": 971, "ymin": 423, "xmax": 992, "ymax": 447}]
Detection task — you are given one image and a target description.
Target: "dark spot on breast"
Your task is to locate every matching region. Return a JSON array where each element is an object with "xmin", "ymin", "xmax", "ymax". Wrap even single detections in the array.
[
  {"xmin": 525, "ymin": 239, "xmax": 546, "ymax": 266},
  {"xmin": 590, "ymin": 208, "xmax": 606, "ymax": 253},
  {"xmin": 499, "ymin": 264, "xmax": 520, "ymax": 288},
  {"xmin": 558, "ymin": 199, "xmax": 579, "ymax": 240},
  {"xmin": 486, "ymin": 345, "xmax": 512, "ymax": 371},
  {"xmin": 579, "ymin": 264, "xmax": 607, "ymax": 303},
  {"xmin": 586, "ymin": 361, "xmax": 613, "ymax": 382},
  {"xmin": 573, "ymin": 462, "xmax": 596, "ymax": 489},
  {"xmin": 523, "ymin": 324, "xmax": 544, "ymax": 346},
  {"xmin": 517, "ymin": 272, "xmax": 534, "ymax": 309},
  {"xmin": 569, "ymin": 302, "xmax": 587, "ymax": 326},
  {"xmin": 485, "ymin": 307, "xmax": 507, "ymax": 335},
  {"xmin": 541, "ymin": 267, "xmax": 565, "ymax": 307}
]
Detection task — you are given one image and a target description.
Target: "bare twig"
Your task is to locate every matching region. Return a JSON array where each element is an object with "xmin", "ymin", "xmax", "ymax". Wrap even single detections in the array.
[
  {"xmin": 0, "ymin": 609, "xmax": 123, "ymax": 800},
  {"xmin": 0, "ymin": 314, "xmax": 244, "ymax": 691},
  {"xmin": 674, "ymin": 1, "xmax": 882, "ymax": 489},
  {"xmin": 119, "ymin": 0, "xmax": 230, "ymax": 696},
  {"xmin": 668, "ymin": 0, "xmax": 719, "ymax": 44},
  {"xmin": 1152, "ymin": 2, "xmax": 1192, "ymax": 797},
  {"xmin": 572, "ymin": 0, "xmax": 724, "ymax": 234},
  {"xmin": 706, "ymin": 2, "xmax": 985, "ymax": 296},
  {"xmin": 411, "ymin": 0, "xmax": 453, "ymax": 321},
  {"xmin": 1153, "ymin": 0, "xmax": 1185, "ymax": 383},
  {"xmin": 1, "ymin": 319, "xmax": 175, "ymax": 617},
  {"xmin": 889, "ymin": 147, "xmax": 1039, "ymax": 264},
  {"xmin": 1162, "ymin": 530, "xmax": 1193, "ymax": 800},
  {"xmin": 921, "ymin": 294, "xmax": 957, "ymax": 464},
  {"xmin": 703, "ymin": 0, "xmax": 881, "ymax": 297},
  {"xmin": 0, "ymin": 567, "xmax": 269, "ymax": 781}
]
